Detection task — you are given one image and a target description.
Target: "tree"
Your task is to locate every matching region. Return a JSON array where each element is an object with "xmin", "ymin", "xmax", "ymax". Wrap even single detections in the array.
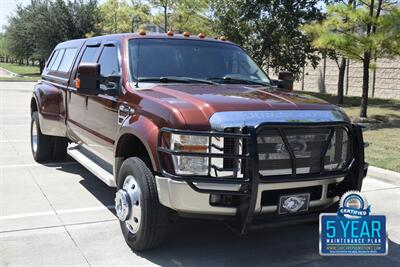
[
  {"xmin": 149, "ymin": 0, "xmax": 212, "ymax": 34},
  {"xmin": 99, "ymin": 0, "xmax": 151, "ymax": 33},
  {"xmin": 210, "ymin": 0, "xmax": 323, "ymax": 78},
  {"xmin": 168, "ymin": 0, "xmax": 212, "ymax": 34},
  {"xmin": 5, "ymin": 0, "xmax": 101, "ymax": 72},
  {"xmin": 149, "ymin": 0, "xmax": 171, "ymax": 32},
  {"xmin": 303, "ymin": 0, "xmax": 400, "ymax": 118},
  {"xmin": 304, "ymin": 0, "xmax": 357, "ymax": 105},
  {"xmin": 0, "ymin": 33, "xmax": 12, "ymax": 63},
  {"xmin": 4, "ymin": 5, "xmax": 35, "ymax": 64}
]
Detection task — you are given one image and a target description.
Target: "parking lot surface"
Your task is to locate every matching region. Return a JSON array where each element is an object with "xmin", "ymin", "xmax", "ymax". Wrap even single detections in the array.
[{"xmin": 1, "ymin": 82, "xmax": 399, "ymax": 267}]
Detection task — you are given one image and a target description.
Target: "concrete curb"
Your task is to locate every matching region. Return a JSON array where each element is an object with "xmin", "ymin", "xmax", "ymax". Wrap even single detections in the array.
[
  {"xmin": 0, "ymin": 66, "xmax": 20, "ymax": 77},
  {"xmin": 367, "ymin": 166, "xmax": 400, "ymax": 184}
]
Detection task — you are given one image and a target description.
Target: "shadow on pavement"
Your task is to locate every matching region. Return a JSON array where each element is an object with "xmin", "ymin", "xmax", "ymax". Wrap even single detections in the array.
[
  {"xmin": 140, "ymin": 219, "xmax": 400, "ymax": 267},
  {"xmin": 52, "ymin": 158, "xmax": 400, "ymax": 267},
  {"xmin": 52, "ymin": 157, "xmax": 116, "ymax": 211}
]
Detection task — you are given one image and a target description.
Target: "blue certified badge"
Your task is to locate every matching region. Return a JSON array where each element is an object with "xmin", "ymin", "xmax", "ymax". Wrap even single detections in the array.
[{"xmin": 319, "ymin": 191, "xmax": 388, "ymax": 256}]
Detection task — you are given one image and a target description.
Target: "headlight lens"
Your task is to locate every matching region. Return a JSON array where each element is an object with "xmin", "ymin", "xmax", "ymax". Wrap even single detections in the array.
[{"xmin": 170, "ymin": 134, "xmax": 209, "ymax": 175}]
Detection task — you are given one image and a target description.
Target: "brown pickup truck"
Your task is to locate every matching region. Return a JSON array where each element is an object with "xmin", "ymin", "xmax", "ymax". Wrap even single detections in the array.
[{"xmin": 30, "ymin": 32, "xmax": 368, "ymax": 251}]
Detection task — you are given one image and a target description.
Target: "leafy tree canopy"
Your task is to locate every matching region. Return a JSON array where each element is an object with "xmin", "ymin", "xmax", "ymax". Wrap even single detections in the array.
[
  {"xmin": 303, "ymin": 0, "xmax": 400, "ymax": 117},
  {"xmin": 150, "ymin": 0, "xmax": 214, "ymax": 35},
  {"xmin": 99, "ymin": 0, "xmax": 151, "ymax": 34},
  {"xmin": 211, "ymin": 0, "xmax": 324, "ymax": 78},
  {"xmin": 5, "ymin": 0, "xmax": 101, "ymax": 70},
  {"xmin": 304, "ymin": 1, "xmax": 400, "ymax": 62}
]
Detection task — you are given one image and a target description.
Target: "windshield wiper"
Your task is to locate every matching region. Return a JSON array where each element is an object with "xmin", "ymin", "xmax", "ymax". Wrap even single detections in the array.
[
  {"xmin": 206, "ymin": 76, "xmax": 269, "ymax": 86},
  {"xmin": 138, "ymin": 76, "xmax": 217, "ymax": 85}
]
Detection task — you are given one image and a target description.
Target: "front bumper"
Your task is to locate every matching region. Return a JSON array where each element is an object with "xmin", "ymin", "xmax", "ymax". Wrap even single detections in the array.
[
  {"xmin": 155, "ymin": 175, "xmax": 343, "ymax": 216},
  {"xmin": 156, "ymin": 122, "xmax": 367, "ymax": 233}
]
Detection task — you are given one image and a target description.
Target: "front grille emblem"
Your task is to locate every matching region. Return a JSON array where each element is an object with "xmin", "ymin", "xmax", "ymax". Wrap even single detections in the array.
[{"xmin": 275, "ymin": 139, "xmax": 307, "ymax": 153}]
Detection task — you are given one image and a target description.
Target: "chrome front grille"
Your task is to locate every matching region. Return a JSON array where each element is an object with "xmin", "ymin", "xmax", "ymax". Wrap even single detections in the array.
[{"xmin": 257, "ymin": 127, "xmax": 350, "ymax": 177}]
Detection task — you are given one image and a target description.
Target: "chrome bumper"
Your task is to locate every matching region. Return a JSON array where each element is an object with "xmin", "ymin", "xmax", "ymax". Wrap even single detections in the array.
[{"xmin": 155, "ymin": 176, "xmax": 343, "ymax": 216}]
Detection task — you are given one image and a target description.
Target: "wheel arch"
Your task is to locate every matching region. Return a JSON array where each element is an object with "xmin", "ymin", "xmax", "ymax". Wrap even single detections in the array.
[
  {"xmin": 114, "ymin": 123, "xmax": 160, "ymax": 180},
  {"xmin": 31, "ymin": 95, "xmax": 39, "ymax": 114}
]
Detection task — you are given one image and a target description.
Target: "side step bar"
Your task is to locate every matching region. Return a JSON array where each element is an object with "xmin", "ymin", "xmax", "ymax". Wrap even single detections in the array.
[{"xmin": 67, "ymin": 145, "xmax": 116, "ymax": 187}]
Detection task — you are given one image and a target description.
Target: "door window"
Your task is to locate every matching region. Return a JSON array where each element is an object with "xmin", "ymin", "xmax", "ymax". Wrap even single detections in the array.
[
  {"xmin": 49, "ymin": 49, "xmax": 64, "ymax": 71},
  {"xmin": 46, "ymin": 50, "xmax": 60, "ymax": 70},
  {"xmin": 80, "ymin": 46, "xmax": 99, "ymax": 63},
  {"xmin": 98, "ymin": 45, "xmax": 120, "ymax": 91},
  {"xmin": 98, "ymin": 45, "xmax": 120, "ymax": 77},
  {"xmin": 57, "ymin": 48, "xmax": 78, "ymax": 72}
]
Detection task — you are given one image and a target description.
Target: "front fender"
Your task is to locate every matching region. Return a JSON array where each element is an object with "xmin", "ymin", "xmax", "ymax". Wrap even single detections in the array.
[{"xmin": 115, "ymin": 114, "xmax": 161, "ymax": 172}]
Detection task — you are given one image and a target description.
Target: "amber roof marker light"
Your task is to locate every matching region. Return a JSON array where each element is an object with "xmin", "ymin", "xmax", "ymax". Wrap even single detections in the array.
[
  {"xmin": 167, "ymin": 31, "xmax": 174, "ymax": 36},
  {"xmin": 198, "ymin": 32, "xmax": 205, "ymax": 39},
  {"xmin": 219, "ymin": 36, "xmax": 227, "ymax": 41},
  {"xmin": 139, "ymin": 29, "xmax": 146, "ymax": 36},
  {"xmin": 183, "ymin": 31, "xmax": 190, "ymax": 37}
]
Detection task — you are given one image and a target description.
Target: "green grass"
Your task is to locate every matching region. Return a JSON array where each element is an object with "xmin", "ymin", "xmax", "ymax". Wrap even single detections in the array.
[
  {"xmin": 0, "ymin": 63, "xmax": 41, "ymax": 80},
  {"xmin": 298, "ymin": 91, "xmax": 400, "ymax": 172}
]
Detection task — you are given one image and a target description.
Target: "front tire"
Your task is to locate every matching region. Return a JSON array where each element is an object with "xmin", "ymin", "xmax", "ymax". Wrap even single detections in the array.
[{"xmin": 115, "ymin": 157, "xmax": 168, "ymax": 251}]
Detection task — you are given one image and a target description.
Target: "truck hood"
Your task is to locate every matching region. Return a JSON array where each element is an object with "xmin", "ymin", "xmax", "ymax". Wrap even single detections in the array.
[{"xmin": 137, "ymin": 84, "xmax": 346, "ymax": 128}]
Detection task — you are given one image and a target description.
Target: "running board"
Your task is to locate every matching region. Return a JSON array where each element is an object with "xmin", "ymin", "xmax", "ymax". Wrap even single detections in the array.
[{"xmin": 67, "ymin": 145, "xmax": 116, "ymax": 187}]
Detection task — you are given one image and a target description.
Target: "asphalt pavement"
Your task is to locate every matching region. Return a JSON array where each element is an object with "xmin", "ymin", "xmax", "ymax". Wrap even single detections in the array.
[{"xmin": 0, "ymin": 82, "xmax": 399, "ymax": 267}]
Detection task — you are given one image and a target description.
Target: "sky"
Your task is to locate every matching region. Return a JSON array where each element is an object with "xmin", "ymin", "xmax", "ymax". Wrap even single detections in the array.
[{"xmin": 0, "ymin": 0, "xmax": 31, "ymax": 32}]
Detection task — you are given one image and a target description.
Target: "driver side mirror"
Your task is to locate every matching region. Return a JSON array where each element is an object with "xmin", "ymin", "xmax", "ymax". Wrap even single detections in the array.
[
  {"xmin": 76, "ymin": 63, "xmax": 100, "ymax": 95},
  {"xmin": 271, "ymin": 71, "xmax": 294, "ymax": 91}
]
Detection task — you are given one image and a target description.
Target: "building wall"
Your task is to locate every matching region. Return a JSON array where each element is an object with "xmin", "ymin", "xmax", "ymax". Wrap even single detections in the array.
[{"xmin": 288, "ymin": 57, "xmax": 400, "ymax": 99}]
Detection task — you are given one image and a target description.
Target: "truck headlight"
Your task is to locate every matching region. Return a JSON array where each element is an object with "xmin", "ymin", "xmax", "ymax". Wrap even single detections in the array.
[{"xmin": 170, "ymin": 134, "xmax": 209, "ymax": 175}]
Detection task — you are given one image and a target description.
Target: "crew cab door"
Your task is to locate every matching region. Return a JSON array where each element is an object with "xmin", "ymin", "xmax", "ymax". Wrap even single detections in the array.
[
  {"xmin": 83, "ymin": 42, "xmax": 120, "ymax": 164},
  {"xmin": 67, "ymin": 42, "xmax": 101, "ymax": 143}
]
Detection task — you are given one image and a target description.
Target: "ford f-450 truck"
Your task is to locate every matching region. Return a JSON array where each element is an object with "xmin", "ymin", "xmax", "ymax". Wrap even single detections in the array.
[{"xmin": 30, "ymin": 32, "xmax": 368, "ymax": 251}]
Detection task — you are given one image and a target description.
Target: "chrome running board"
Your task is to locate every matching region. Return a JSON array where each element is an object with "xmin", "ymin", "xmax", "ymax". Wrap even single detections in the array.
[{"xmin": 67, "ymin": 144, "xmax": 116, "ymax": 187}]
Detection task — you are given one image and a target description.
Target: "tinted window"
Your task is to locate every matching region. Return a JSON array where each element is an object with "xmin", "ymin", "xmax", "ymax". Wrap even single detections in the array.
[
  {"xmin": 98, "ymin": 45, "xmax": 120, "ymax": 76},
  {"xmin": 57, "ymin": 48, "xmax": 78, "ymax": 72},
  {"xmin": 50, "ymin": 49, "xmax": 65, "ymax": 71},
  {"xmin": 46, "ymin": 50, "xmax": 59, "ymax": 69},
  {"xmin": 80, "ymin": 46, "xmax": 99, "ymax": 63},
  {"xmin": 129, "ymin": 39, "xmax": 269, "ymax": 84}
]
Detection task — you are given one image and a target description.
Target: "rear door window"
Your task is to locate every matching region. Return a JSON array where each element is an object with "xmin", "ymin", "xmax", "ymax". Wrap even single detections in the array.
[
  {"xmin": 57, "ymin": 48, "xmax": 78, "ymax": 72},
  {"xmin": 49, "ymin": 49, "xmax": 65, "ymax": 71},
  {"xmin": 80, "ymin": 46, "xmax": 99, "ymax": 63},
  {"xmin": 46, "ymin": 50, "xmax": 59, "ymax": 70}
]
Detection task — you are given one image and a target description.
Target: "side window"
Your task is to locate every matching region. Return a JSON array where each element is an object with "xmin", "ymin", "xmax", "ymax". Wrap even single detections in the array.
[
  {"xmin": 49, "ymin": 49, "xmax": 65, "ymax": 71},
  {"xmin": 98, "ymin": 45, "xmax": 120, "ymax": 77},
  {"xmin": 46, "ymin": 50, "xmax": 59, "ymax": 70},
  {"xmin": 57, "ymin": 48, "xmax": 78, "ymax": 72},
  {"xmin": 80, "ymin": 46, "xmax": 99, "ymax": 63}
]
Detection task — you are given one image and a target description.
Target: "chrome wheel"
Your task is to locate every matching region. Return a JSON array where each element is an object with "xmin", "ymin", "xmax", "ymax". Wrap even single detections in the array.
[
  {"xmin": 31, "ymin": 119, "xmax": 38, "ymax": 153},
  {"xmin": 115, "ymin": 175, "xmax": 142, "ymax": 234}
]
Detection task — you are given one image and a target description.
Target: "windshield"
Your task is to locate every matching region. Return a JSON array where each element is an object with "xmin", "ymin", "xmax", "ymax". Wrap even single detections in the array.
[{"xmin": 128, "ymin": 39, "xmax": 270, "ymax": 85}]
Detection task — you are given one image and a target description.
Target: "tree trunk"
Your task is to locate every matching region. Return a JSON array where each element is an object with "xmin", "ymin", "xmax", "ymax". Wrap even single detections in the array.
[
  {"xmin": 164, "ymin": 5, "xmax": 168, "ymax": 32},
  {"xmin": 337, "ymin": 58, "xmax": 346, "ymax": 105},
  {"xmin": 39, "ymin": 59, "xmax": 45, "ymax": 73},
  {"xmin": 360, "ymin": 52, "xmax": 370, "ymax": 118}
]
